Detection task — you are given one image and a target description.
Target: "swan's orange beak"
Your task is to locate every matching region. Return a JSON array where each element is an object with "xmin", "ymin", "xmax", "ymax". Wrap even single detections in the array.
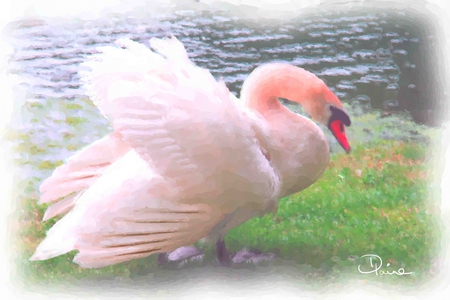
[{"xmin": 329, "ymin": 119, "xmax": 351, "ymax": 153}]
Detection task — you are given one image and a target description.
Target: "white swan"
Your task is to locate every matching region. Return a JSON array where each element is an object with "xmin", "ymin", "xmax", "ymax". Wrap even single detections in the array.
[{"xmin": 30, "ymin": 36, "xmax": 351, "ymax": 268}]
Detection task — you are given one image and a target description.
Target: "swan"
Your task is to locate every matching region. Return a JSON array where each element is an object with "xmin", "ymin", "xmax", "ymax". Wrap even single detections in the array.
[{"xmin": 30, "ymin": 36, "xmax": 351, "ymax": 268}]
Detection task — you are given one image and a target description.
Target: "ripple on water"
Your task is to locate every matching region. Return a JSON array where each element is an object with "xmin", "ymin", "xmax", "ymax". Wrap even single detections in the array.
[
  {"xmin": 260, "ymin": 43, "xmax": 303, "ymax": 54},
  {"xmin": 221, "ymin": 34, "xmax": 294, "ymax": 45},
  {"xmin": 351, "ymin": 50, "xmax": 377, "ymax": 63}
]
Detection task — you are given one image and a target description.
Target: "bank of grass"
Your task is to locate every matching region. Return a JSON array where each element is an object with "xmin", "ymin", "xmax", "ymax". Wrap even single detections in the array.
[{"xmin": 6, "ymin": 99, "xmax": 443, "ymax": 286}]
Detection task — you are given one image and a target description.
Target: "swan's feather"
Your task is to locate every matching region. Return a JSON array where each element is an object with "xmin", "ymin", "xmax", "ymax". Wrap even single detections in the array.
[
  {"xmin": 149, "ymin": 36, "xmax": 189, "ymax": 61},
  {"xmin": 81, "ymin": 37, "xmax": 280, "ymax": 211},
  {"xmin": 42, "ymin": 192, "xmax": 81, "ymax": 221},
  {"xmin": 39, "ymin": 133, "xmax": 130, "ymax": 205}
]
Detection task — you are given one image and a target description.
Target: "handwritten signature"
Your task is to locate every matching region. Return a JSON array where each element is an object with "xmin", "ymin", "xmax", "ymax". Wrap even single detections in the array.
[{"xmin": 357, "ymin": 254, "xmax": 412, "ymax": 276}]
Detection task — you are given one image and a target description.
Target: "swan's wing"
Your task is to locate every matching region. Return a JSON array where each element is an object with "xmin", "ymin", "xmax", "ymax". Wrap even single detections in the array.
[
  {"xmin": 81, "ymin": 37, "xmax": 281, "ymax": 213},
  {"xmin": 31, "ymin": 151, "xmax": 225, "ymax": 268},
  {"xmin": 39, "ymin": 133, "xmax": 130, "ymax": 220},
  {"xmin": 31, "ymin": 37, "xmax": 281, "ymax": 267}
]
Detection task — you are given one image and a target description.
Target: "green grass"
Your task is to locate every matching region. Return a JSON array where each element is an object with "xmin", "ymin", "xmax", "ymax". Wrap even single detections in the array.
[
  {"xmin": 227, "ymin": 140, "xmax": 439, "ymax": 284},
  {"xmin": 5, "ymin": 98, "xmax": 443, "ymax": 287}
]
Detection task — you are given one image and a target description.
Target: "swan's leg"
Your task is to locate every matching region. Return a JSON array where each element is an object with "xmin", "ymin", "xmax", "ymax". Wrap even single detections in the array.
[
  {"xmin": 216, "ymin": 239, "xmax": 232, "ymax": 264},
  {"xmin": 158, "ymin": 253, "xmax": 168, "ymax": 265}
]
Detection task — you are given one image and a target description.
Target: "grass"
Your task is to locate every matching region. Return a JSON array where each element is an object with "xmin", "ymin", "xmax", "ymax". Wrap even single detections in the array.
[
  {"xmin": 227, "ymin": 140, "xmax": 439, "ymax": 284},
  {"xmin": 4, "ymin": 98, "xmax": 444, "ymax": 287}
]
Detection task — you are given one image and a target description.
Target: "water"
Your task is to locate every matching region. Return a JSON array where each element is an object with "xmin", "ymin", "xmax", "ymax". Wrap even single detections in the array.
[
  {"xmin": 4, "ymin": 6, "xmax": 445, "ymax": 180},
  {"xmin": 6, "ymin": 7, "xmax": 445, "ymax": 126}
]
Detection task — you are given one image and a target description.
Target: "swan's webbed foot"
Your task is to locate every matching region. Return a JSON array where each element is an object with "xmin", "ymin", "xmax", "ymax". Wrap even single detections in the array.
[
  {"xmin": 215, "ymin": 239, "xmax": 275, "ymax": 265},
  {"xmin": 158, "ymin": 242, "xmax": 275, "ymax": 267},
  {"xmin": 231, "ymin": 248, "xmax": 275, "ymax": 264},
  {"xmin": 158, "ymin": 246, "xmax": 204, "ymax": 267}
]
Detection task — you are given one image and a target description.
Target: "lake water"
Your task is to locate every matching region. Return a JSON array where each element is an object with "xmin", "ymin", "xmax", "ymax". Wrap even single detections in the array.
[{"xmin": 5, "ymin": 5, "xmax": 445, "ymax": 126}]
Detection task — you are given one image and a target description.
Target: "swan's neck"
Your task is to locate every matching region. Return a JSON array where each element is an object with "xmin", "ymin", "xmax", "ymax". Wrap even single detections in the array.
[
  {"xmin": 241, "ymin": 63, "xmax": 322, "ymax": 118},
  {"xmin": 240, "ymin": 64, "xmax": 330, "ymax": 198},
  {"xmin": 263, "ymin": 110, "xmax": 330, "ymax": 198},
  {"xmin": 260, "ymin": 109, "xmax": 330, "ymax": 198}
]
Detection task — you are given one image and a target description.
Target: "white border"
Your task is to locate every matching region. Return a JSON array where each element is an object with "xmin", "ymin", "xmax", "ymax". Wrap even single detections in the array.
[{"xmin": 1, "ymin": 0, "xmax": 449, "ymax": 299}]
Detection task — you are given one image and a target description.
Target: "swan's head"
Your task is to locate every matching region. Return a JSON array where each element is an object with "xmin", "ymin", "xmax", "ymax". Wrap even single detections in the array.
[
  {"xmin": 241, "ymin": 63, "xmax": 352, "ymax": 153},
  {"xmin": 302, "ymin": 83, "xmax": 352, "ymax": 153}
]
